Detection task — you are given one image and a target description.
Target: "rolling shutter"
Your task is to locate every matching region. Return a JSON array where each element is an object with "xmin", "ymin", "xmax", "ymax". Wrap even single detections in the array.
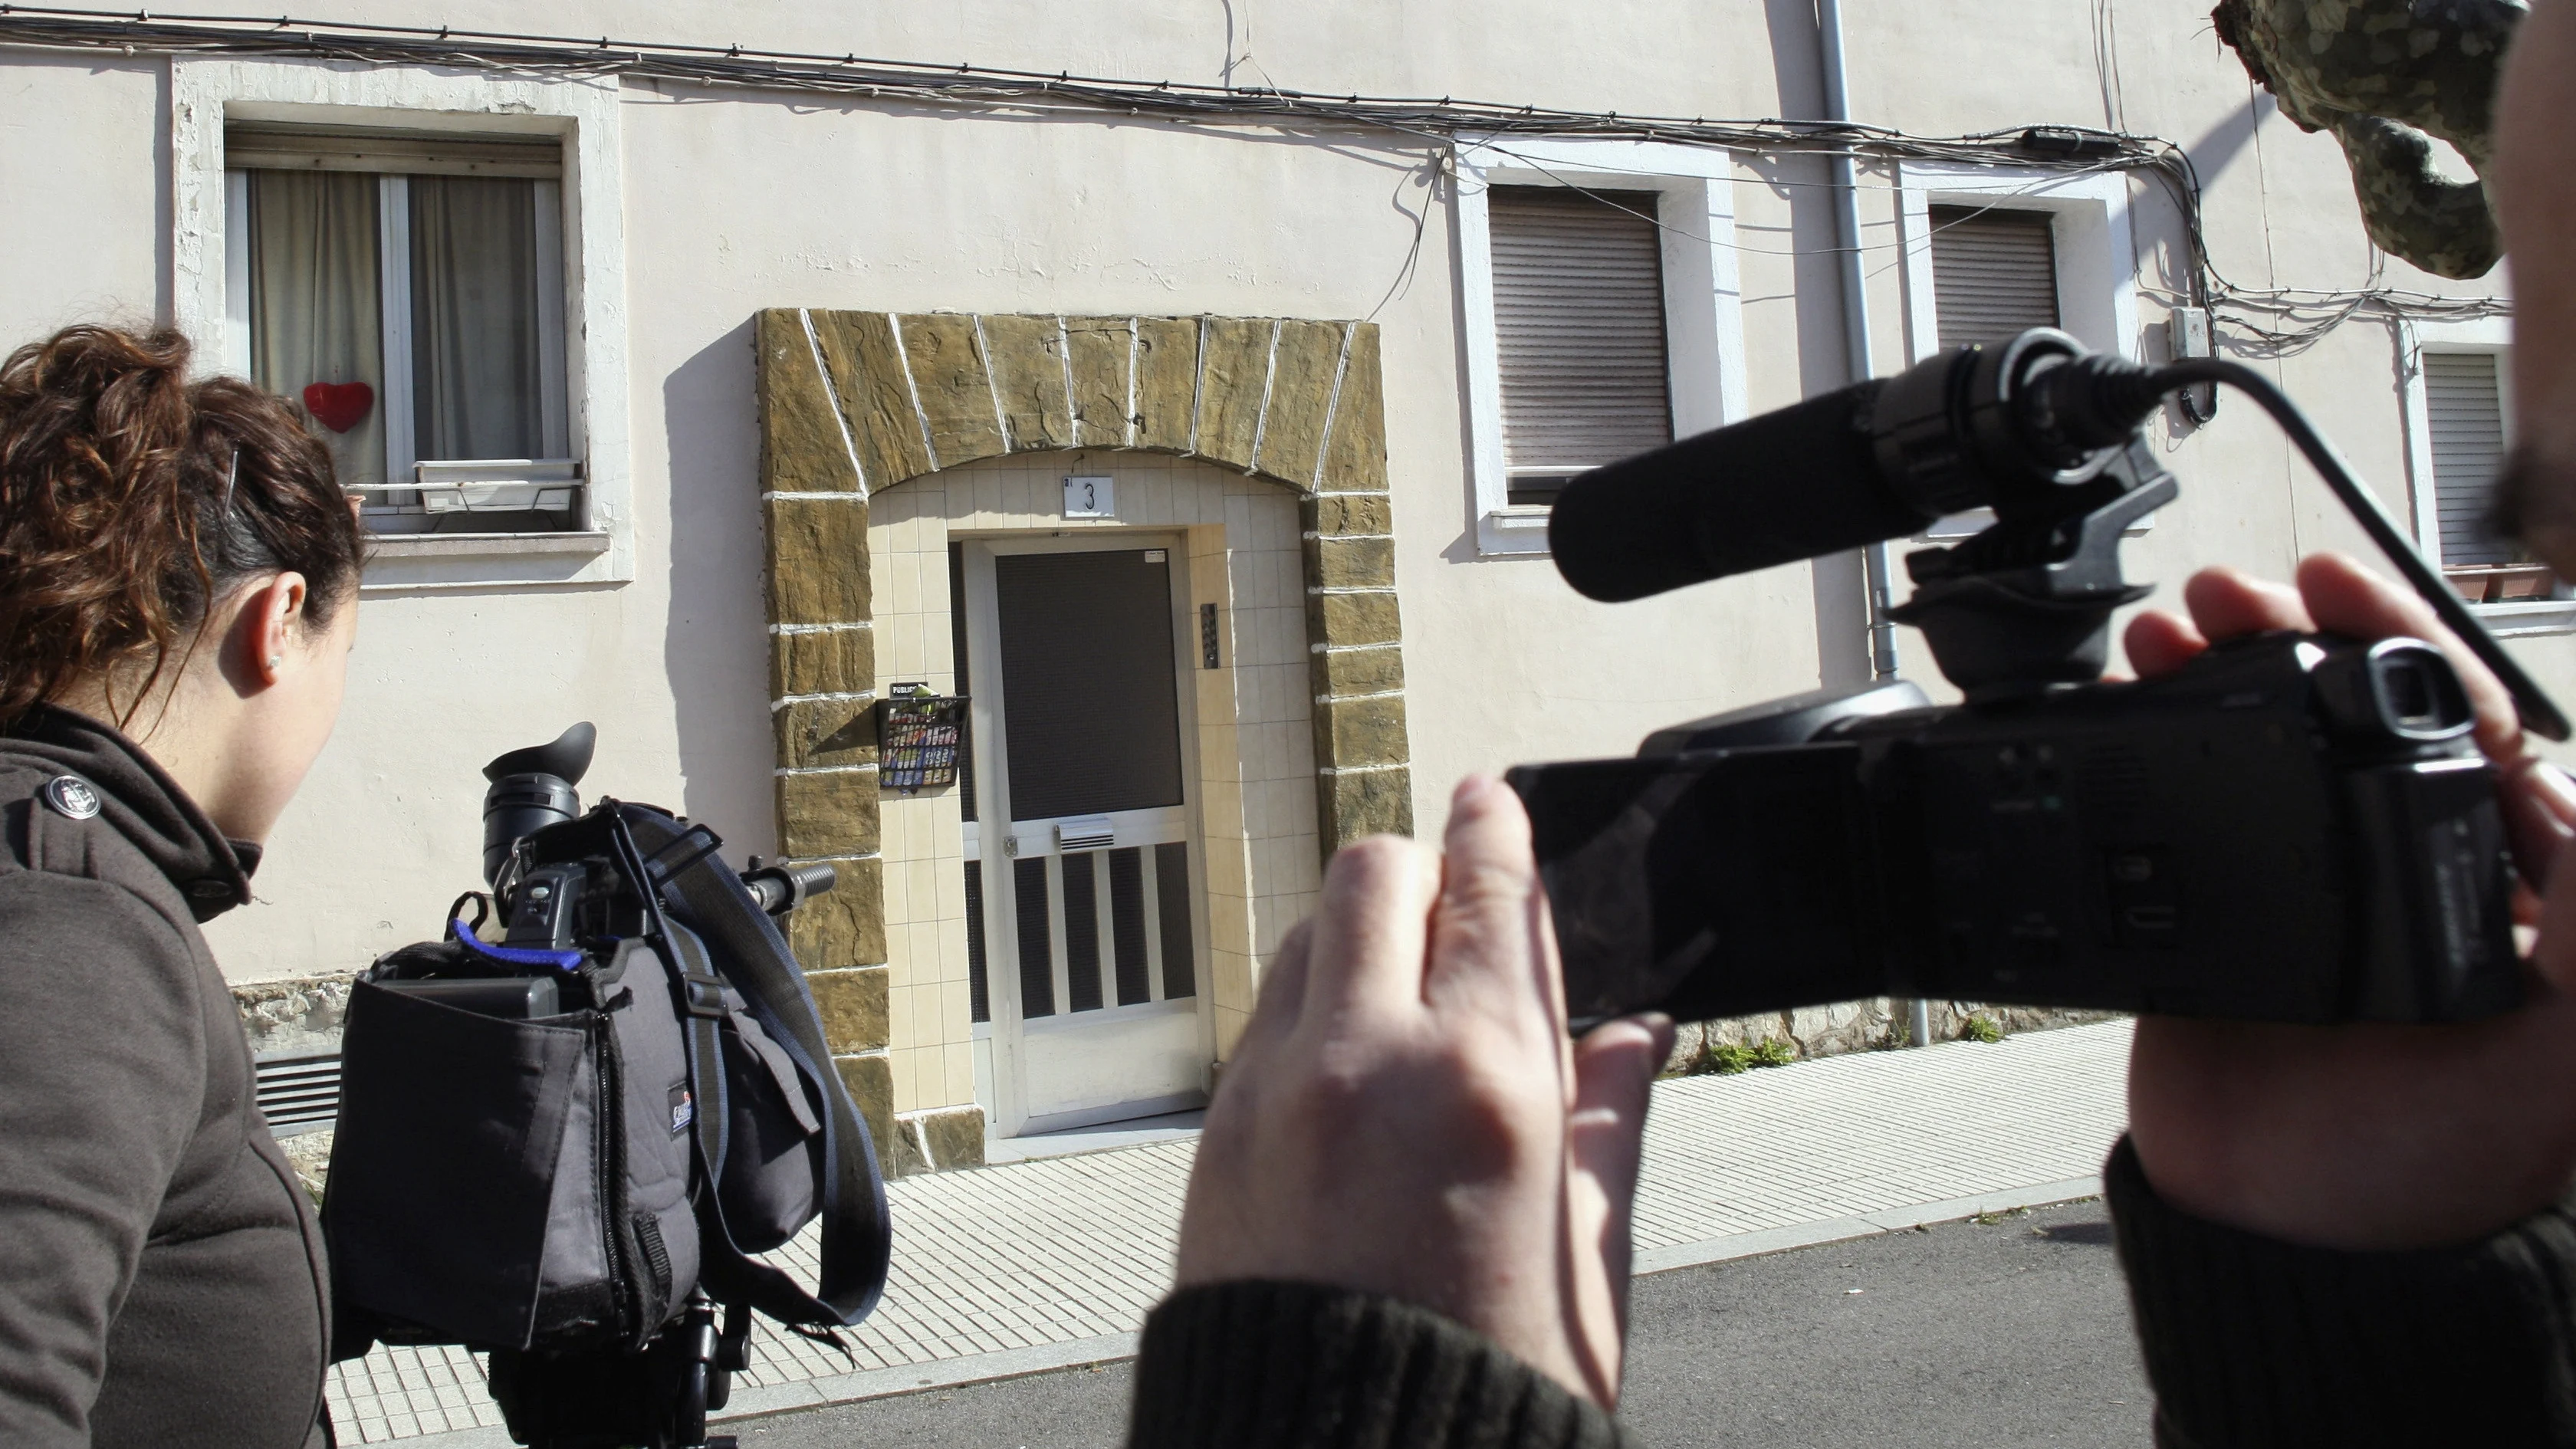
[
  {"xmin": 1489, "ymin": 186, "xmax": 1674, "ymax": 504},
  {"xmin": 1928, "ymin": 206, "xmax": 2060, "ymax": 347},
  {"xmin": 225, "ymin": 123, "xmax": 561, "ymax": 178},
  {"xmin": 2426, "ymin": 351, "xmax": 2515, "ymax": 567}
]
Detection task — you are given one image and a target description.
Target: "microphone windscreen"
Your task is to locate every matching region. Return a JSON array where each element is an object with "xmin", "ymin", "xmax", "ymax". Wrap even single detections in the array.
[{"xmin": 1547, "ymin": 382, "xmax": 1934, "ymax": 603}]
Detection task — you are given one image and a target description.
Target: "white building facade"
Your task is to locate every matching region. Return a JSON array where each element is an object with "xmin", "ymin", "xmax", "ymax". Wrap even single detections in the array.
[{"xmin": 0, "ymin": 0, "xmax": 2552, "ymax": 1171}]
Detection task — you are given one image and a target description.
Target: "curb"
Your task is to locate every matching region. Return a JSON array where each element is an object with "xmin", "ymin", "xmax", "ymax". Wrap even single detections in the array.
[
  {"xmin": 393, "ymin": 1175, "xmax": 2105, "ymax": 1445},
  {"xmin": 715, "ymin": 1331, "xmax": 1138, "ymax": 1424}
]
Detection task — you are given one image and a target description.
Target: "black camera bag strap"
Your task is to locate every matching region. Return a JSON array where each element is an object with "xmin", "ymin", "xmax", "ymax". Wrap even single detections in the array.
[{"xmin": 609, "ymin": 803, "xmax": 892, "ymax": 1329}]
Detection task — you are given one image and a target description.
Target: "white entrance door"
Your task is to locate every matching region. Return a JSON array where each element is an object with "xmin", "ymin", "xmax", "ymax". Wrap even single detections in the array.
[{"xmin": 959, "ymin": 535, "xmax": 1211, "ymax": 1137}]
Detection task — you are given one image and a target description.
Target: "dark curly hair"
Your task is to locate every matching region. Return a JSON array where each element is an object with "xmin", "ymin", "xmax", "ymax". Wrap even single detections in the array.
[{"xmin": 0, "ymin": 324, "xmax": 366, "ymax": 731}]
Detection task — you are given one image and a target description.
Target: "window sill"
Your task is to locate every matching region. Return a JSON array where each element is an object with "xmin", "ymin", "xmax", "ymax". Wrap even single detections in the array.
[
  {"xmin": 1477, "ymin": 505, "xmax": 1555, "ymax": 557},
  {"xmin": 2471, "ymin": 597, "xmax": 2576, "ymax": 638},
  {"xmin": 360, "ymin": 530, "xmax": 618, "ymax": 592}
]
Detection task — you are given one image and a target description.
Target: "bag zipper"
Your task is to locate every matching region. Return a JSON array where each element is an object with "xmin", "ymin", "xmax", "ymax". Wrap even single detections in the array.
[{"xmin": 591, "ymin": 1008, "xmax": 637, "ymax": 1345}]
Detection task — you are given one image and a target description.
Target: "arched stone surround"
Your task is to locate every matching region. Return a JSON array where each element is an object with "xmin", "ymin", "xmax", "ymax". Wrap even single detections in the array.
[{"xmin": 752, "ymin": 310, "xmax": 1411, "ymax": 1173}]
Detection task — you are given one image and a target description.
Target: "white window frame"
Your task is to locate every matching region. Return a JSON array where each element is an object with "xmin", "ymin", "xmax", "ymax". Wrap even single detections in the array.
[
  {"xmin": 1894, "ymin": 162, "xmax": 2141, "ymax": 365},
  {"xmin": 172, "ymin": 59, "xmax": 631, "ymax": 590},
  {"xmin": 1893, "ymin": 162, "xmax": 2147, "ymax": 539},
  {"xmin": 2397, "ymin": 319, "xmax": 2571, "ymax": 635},
  {"xmin": 1454, "ymin": 137, "xmax": 1751, "ymax": 557}
]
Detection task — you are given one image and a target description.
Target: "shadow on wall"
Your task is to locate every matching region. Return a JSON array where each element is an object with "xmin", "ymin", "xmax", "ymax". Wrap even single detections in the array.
[{"xmin": 660, "ymin": 316, "xmax": 780, "ymax": 850}]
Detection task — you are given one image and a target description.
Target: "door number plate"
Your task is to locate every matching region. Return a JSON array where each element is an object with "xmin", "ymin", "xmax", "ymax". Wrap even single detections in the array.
[{"xmin": 1063, "ymin": 475, "xmax": 1116, "ymax": 518}]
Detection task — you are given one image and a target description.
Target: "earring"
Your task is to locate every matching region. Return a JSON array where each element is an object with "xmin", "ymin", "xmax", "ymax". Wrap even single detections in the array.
[{"xmin": 265, "ymin": 656, "xmax": 281, "ymax": 672}]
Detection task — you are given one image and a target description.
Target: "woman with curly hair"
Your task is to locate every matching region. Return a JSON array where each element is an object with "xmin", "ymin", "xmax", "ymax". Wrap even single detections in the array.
[{"xmin": 0, "ymin": 324, "xmax": 364, "ymax": 1447}]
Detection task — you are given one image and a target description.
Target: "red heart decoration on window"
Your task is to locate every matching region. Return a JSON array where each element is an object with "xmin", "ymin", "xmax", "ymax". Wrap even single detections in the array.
[{"xmin": 302, "ymin": 381, "xmax": 375, "ymax": 434}]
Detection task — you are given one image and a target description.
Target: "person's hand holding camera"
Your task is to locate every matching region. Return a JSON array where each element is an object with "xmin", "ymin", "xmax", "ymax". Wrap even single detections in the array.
[
  {"xmin": 2124, "ymin": 551, "xmax": 2576, "ymax": 1250},
  {"xmin": 1171, "ymin": 776, "xmax": 1674, "ymax": 1407}
]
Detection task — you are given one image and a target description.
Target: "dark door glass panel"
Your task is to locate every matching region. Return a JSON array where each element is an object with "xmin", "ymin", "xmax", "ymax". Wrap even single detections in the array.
[
  {"xmin": 1156, "ymin": 843, "xmax": 1196, "ymax": 1001},
  {"xmin": 1109, "ymin": 847, "xmax": 1151, "ymax": 1005},
  {"xmin": 994, "ymin": 550, "xmax": 1184, "ymax": 822},
  {"xmin": 1063, "ymin": 852, "xmax": 1104, "ymax": 1013},
  {"xmin": 1014, "ymin": 856, "xmax": 1054, "ymax": 1018},
  {"xmin": 964, "ymin": 859, "xmax": 990, "ymax": 1024}
]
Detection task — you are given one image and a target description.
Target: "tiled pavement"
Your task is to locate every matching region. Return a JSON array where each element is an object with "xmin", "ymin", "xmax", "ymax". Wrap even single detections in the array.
[{"xmin": 341, "ymin": 1018, "xmax": 2135, "ymax": 1444}]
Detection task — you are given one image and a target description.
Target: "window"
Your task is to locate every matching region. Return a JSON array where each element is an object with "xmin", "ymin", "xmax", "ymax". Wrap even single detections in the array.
[
  {"xmin": 1894, "ymin": 165, "xmax": 2138, "ymax": 366},
  {"xmin": 1927, "ymin": 205, "xmax": 2061, "ymax": 347},
  {"xmin": 1896, "ymin": 167, "xmax": 2144, "ymax": 539},
  {"xmin": 2426, "ymin": 351, "xmax": 2511, "ymax": 568},
  {"xmin": 1454, "ymin": 138, "xmax": 1750, "ymax": 555},
  {"xmin": 2400, "ymin": 333, "xmax": 2565, "ymax": 628},
  {"xmin": 222, "ymin": 124, "xmax": 577, "ymax": 535},
  {"xmin": 2417, "ymin": 350, "xmax": 2554, "ymax": 606},
  {"xmin": 1487, "ymin": 187, "xmax": 1674, "ymax": 507},
  {"xmin": 172, "ymin": 60, "xmax": 629, "ymax": 588}
]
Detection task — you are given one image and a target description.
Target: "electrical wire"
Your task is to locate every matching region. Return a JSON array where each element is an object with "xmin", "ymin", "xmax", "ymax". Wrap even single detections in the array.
[{"xmin": 0, "ymin": 4, "xmax": 2505, "ymax": 360}]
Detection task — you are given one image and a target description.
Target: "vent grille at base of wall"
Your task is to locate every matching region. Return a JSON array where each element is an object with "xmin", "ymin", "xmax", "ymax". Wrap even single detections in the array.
[{"xmin": 255, "ymin": 1051, "xmax": 342, "ymax": 1135}]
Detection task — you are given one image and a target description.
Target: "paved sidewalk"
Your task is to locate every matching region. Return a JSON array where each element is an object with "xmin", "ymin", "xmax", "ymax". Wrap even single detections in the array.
[{"xmin": 344, "ymin": 1018, "xmax": 2134, "ymax": 1445}]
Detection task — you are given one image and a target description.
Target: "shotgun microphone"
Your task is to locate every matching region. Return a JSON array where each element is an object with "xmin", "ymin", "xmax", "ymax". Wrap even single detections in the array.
[
  {"xmin": 1546, "ymin": 330, "xmax": 2170, "ymax": 603},
  {"xmin": 1544, "ymin": 381, "xmax": 1920, "ymax": 603}
]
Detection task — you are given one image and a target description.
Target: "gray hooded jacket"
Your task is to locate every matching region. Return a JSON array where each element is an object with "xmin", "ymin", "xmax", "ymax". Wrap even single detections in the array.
[{"xmin": 0, "ymin": 705, "xmax": 330, "ymax": 1447}]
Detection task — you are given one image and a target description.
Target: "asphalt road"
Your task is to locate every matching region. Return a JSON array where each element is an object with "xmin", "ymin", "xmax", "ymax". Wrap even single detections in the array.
[{"xmin": 728, "ymin": 1198, "xmax": 2150, "ymax": 1448}]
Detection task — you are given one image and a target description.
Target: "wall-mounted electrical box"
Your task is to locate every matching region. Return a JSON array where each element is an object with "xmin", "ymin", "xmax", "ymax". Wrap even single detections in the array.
[
  {"xmin": 2167, "ymin": 306, "xmax": 2213, "ymax": 360},
  {"xmin": 2167, "ymin": 306, "xmax": 2219, "ymax": 425},
  {"xmin": 876, "ymin": 682, "xmax": 968, "ymax": 793}
]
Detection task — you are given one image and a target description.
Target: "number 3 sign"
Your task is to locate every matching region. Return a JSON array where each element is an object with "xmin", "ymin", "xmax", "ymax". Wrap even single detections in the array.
[{"xmin": 1063, "ymin": 475, "xmax": 1116, "ymax": 518}]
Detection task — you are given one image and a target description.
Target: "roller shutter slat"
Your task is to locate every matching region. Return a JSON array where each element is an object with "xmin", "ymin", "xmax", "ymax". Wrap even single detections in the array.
[
  {"xmin": 2426, "ymin": 352, "xmax": 2515, "ymax": 565},
  {"xmin": 1929, "ymin": 207, "xmax": 2060, "ymax": 347},
  {"xmin": 1490, "ymin": 187, "xmax": 1674, "ymax": 487}
]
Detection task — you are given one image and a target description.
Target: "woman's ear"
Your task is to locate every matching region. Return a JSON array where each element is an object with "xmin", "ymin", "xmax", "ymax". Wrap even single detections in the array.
[{"xmin": 238, "ymin": 572, "xmax": 312, "ymax": 688}]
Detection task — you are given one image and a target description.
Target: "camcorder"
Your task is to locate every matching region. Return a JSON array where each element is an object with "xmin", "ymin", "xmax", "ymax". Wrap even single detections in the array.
[
  {"xmin": 331, "ymin": 723, "xmax": 883, "ymax": 1449},
  {"xmin": 1507, "ymin": 328, "xmax": 2569, "ymax": 1031}
]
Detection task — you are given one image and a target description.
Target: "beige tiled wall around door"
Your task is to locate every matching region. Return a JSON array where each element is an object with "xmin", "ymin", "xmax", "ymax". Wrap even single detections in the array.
[{"xmin": 867, "ymin": 449, "xmax": 1324, "ymax": 1121}]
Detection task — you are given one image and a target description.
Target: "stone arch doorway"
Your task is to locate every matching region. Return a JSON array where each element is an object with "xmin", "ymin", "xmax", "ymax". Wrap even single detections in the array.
[{"xmin": 753, "ymin": 310, "xmax": 1412, "ymax": 1172}]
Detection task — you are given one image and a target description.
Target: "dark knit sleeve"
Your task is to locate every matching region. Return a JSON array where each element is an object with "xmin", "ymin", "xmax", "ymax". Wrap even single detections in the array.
[
  {"xmin": 2106, "ymin": 1135, "xmax": 2576, "ymax": 1447},
  {"xmin": 1127, "ymin": 1280, "xmax": 1628, "ymax": 1449}
]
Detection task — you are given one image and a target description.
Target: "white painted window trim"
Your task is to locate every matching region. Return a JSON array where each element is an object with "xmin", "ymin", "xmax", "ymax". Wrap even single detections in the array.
[
  {"xmin": 1893, "ymin": 161, "xmax": 2148, "ymax": 540},
  {"xmin": 1454, "ymin": 136, "xmax": 1751, "ymax": 557},
  {"xmin": 171, "ymin": 58, "xmax": 631, "ymax": 591},
  {"xmin": 1892, "ymin": 162, "xmax": 2142, "ymax": 365},
  {"xmin": 2395, "ymin": 318, "xmax": 2571, "ymax": 635}
]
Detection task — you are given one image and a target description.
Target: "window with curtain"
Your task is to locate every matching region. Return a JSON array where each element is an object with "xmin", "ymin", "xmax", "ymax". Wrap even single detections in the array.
[
  {"xmin": 224, "ymin": 124, "xmax": 575, "ymax": 534},
  {"xmin": 1928, "ymin": 205, "xmax": 2061, "ymax": 347},
  {"xmin": 1488, "ymin": 186, "xmax": 1674, "ymax": 508}
]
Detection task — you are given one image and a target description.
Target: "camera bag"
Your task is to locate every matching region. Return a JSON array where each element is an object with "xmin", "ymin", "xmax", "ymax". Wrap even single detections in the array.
[{"xmin": 322, "ymin": 800, "xmax": 890, "ymax": 1375}]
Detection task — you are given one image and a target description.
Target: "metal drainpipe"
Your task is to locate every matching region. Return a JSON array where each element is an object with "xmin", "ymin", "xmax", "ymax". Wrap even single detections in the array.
[{"xmin": 1817, "ymin": 0, "xmax": 1932, "ymax": 1050}]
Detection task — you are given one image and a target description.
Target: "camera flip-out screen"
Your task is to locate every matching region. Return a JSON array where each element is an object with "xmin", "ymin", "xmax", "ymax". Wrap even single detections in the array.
[{"xmin": 1510, "ymin": 745, "xmax": 1882, "ymax": 1030}]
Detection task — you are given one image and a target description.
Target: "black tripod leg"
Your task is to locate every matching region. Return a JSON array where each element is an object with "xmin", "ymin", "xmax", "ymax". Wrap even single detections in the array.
[{"xmin": 670, "ymin": 1292, "xmax": 721, "ymax": 1449}]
